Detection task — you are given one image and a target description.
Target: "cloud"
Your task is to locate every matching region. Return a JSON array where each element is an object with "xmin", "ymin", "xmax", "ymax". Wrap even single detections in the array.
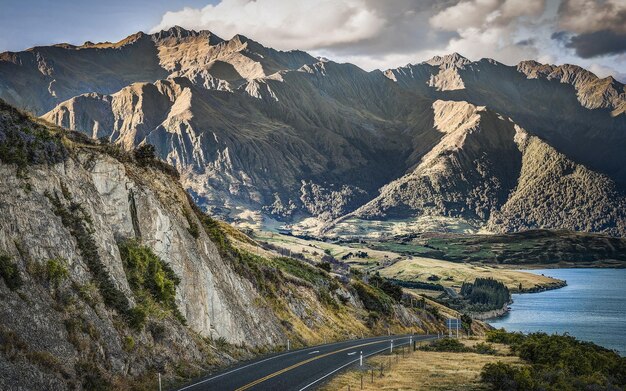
[
  {"xmin": 152, "ymin": 0, "xmax": 387, "ymax": 50},
  {"xmin": 588, "ymin": 61, "xmax": 626, "ymax": 82},
  {"xmin": 565, "ymin": 30, "xmax": 626, "ymax": 58},
  {"xmin": 428, "ymin": 0, "xmax": 547, "ymax": 64},
  {"xmin": 151, "ymin": 0, "xmax": 626, "ymax": 82},
  {"xmin": 554, "ymin": 0, "xmax": 626, "ymax": 58},
  {"xmin": 557, "ymin": 0, "xmax": 626, "ymax": 34}
]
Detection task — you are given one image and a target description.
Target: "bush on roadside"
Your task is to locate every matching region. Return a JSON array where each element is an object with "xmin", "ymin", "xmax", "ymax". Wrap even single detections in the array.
[
  {"xmin": 481, "ymin": 330, "xmax": 626, "ymax": 390},
  {"xmin": 481, "ymin": 362, "xmax": 533, "ymax": 391},
  {"xmin": 420, "ymin": 337, "xmax": 470, "ymax": 353}
]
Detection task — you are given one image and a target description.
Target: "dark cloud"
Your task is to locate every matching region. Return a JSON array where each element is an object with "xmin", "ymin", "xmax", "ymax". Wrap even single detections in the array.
[
  {"xmin": 566, "ymin": 30, "xmax": 626, "ymax": 58},
  {"xmin": 550, "ymin": 31, "xmax": 568, "ymax": 42},
  {"xmin": 516, "ymin": 39, "xmax": 536, "ymax": 46}
]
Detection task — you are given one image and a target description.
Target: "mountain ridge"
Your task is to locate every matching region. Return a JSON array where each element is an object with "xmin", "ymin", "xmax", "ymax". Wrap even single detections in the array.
[{"xmin": 2, "ymin": 27, "xmax": 626, "ymax": 237}]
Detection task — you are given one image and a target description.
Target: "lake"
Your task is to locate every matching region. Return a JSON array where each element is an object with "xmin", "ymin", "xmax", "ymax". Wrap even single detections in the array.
[{"xmin": 487, "ymin": 268, "xmax": 626, "ymax": 355}]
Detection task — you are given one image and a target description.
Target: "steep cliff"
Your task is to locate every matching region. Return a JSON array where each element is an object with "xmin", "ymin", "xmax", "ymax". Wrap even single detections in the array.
[{"xmin": 0, "ymin": 100, "xmax": 441, "ymax": 390}]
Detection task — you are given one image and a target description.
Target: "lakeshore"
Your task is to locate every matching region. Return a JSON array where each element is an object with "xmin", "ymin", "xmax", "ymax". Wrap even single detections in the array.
[{"xmin": 488, "ymin": 268, "xmax": 626, "ymax": 355}]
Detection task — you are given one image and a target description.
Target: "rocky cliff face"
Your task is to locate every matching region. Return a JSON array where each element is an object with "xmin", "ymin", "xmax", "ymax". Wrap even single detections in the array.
[
  {"xmin": 0, "ymin": 101, "xmax": 438, "ymax": 389},
  {"xmin": 2, "ymin": 28, "xmax": 626, "ymax": 238}
]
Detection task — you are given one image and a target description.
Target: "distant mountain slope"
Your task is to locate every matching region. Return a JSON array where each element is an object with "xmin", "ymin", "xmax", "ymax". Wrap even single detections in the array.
[
  {"xmin": 385, "ymin": 54, "xmax": 626, "ymax": 185},
  {"xmin": 336, "ymin": 100, "xmax": 626, "ymax": 237},
  {"xmin": 487, "ymin": 133, "xmax": 626, "ymax": 236},
  {"xmin": 349, "ymin": 100, "xmax": 523, "ymax": 222},
  {"xmin": 2, "ymin": 27, "xmax": 626, "ymax": 237}
]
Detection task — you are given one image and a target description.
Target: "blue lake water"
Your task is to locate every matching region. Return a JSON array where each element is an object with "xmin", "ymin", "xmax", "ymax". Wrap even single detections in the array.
[{"xmin": 487, "ymin": 268, "xmax": 626, "ymax": 355}]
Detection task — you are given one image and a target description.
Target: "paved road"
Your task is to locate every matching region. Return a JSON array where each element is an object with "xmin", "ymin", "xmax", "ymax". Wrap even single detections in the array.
[{"xmin": 176, "ymin": 334, "xmax": 436, "ymax": 391}]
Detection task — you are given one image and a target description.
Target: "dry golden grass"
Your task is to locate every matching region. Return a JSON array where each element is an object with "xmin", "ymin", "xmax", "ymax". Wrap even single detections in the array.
[
  {"xmin": 380, "ymin": 257, "xmax": 560, "ymax": 291},
  {"xmin": 321, "ymin": 339, "xmax": 521, "ymax": 391}
]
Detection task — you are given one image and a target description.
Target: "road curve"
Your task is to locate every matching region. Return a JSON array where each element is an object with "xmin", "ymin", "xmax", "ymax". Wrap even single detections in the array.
[{"xmin": 175, "ymin": 334, "xmax": 436, "ymax": 391}]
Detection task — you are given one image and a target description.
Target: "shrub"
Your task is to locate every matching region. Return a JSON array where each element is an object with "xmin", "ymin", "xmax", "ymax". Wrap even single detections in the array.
[
  {"xmin": 0, "ymin": 105, "xmax": 68, "ymax": 169},
  {"xmin": 76, "ymin": 361, "xmax": 109, "ymax": 391},
  {"xmin": 122, "ymin": 336, "xmax": 135, "ymax": 351},
  {"xmin": 127, "ymin": 306, "xmax": 148, "ymax": 331},
  {"xmin": 368, "ymin": 274, "xmax": 403, "ymax": 302},
  {"xmin": 134, "ymin": 144, "xmax": 156, "ymax": 161},
  {"xmin": 367, "ymin": 311, "xmax": 380, "ymax": 327},
  {"xmin": 474, "ymin": 342, "xmax": 498, "ymax": 355},
  {"xmin": 482, "ymin": 330, "xmax": 626, "ymax": 390},
  {"xmin": 353, "ymin": 281, "xmax": 393, "ymax": 315},
  {"xmin": 118, "ymin": 240, "xmax": 184, "ymax": 329},
  {"xmin": 481, "ymin": 362, "xmax": 533, "ymax": 391},
  {"xmin": 133, "ymin": 143, "xmax": 180, "ymax": 180},
  {"xmin": 486, "ymin": 329, "xmax": 525, "ymax": 345},
  {"xmin": 183, "ymin": 209, "xmax": 200, "ymax": 239},
  {"xmin": 319, "ymin": 289, "xmax": 338, "ymax": 309},
  {"xmin": 0, "ymin": 254, "xmax": 22, "ymax": 290},
  {"xmin": 46, "ymin": 258, "xmax": 69, "ymax": 287},
  {"xmin": 318, "ymin": 261, "xmax": 332, "ymax": 272},
  {"xmin": 118, "ymin": 240, "xmax": 180, "ymax": 307},
  {"xmin": 420, "ymin": 337, "xmax": 470, "ymax": 353}
]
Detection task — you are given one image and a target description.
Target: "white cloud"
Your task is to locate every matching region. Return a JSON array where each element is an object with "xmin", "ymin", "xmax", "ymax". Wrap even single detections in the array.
[
  {"xmin": 588, "ymin": 62, "xmax": 626, "ymax": 82},
  {"xmin": 429, "ymin": 0, "xmax": 547, "ymax": 64},
  {"xmin": 152, "ymin": 0, "xmax": 386, "ymax": 50}
]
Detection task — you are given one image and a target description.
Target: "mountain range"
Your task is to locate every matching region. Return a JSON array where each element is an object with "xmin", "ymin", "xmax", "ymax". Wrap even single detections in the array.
[{"xmin": 1, "ymin": 26, "xmax": 625, "ymax": 237}]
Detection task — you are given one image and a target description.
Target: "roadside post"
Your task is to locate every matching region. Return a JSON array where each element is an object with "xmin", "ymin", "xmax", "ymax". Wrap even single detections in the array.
[
  {"xmin": 359, "ymin": 351, "xmax": 363, "ymax": 366},
  {"xmin": 287, "ymin": 339, "xmax": 290, "ymax": 351},
  {"xmin": 158, "ymin": 373, "xmax": 162, "ymax": 391},
  {"xmin": 390, "ymin": 339, "xmax": 393, "ymax": 353}
]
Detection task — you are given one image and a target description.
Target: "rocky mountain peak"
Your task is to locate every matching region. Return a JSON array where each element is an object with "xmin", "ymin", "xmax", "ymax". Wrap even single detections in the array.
[
  {"xmin": 151, "ymin": 26, "xmax": 224, "ymax": 46},
  {"xmin": 425, "ymin": 52, "xmax": 471, "ymax": 69}
]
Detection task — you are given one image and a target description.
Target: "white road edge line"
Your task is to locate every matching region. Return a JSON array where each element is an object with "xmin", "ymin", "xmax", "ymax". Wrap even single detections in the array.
[
  {"xmin": 176, "ymin": 336, "xmax": 409, "ymax": 390},
  {"xmin": 298, "ymin": 337, "xmax": 435, "ymax": 391},
  {"xmin": 347, "ymin": 352, "xmax": 356, "ymax": 355}
]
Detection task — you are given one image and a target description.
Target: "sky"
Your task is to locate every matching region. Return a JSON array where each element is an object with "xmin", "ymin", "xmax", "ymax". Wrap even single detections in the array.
[{"xmin": 1, "ymin": 0, "xmax": 624, "ymax": 81}]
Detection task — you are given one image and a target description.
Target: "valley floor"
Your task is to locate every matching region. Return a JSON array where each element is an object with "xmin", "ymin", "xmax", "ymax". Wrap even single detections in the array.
[{"xmin": 253, "ymin": 231, "xmax": 565, "ymax": 294}]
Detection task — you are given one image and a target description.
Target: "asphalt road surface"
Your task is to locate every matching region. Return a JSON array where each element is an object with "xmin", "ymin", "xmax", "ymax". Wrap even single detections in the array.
[{"xmin": 176, "ymin": 334, "xmax": 436, "ymax": 391}]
